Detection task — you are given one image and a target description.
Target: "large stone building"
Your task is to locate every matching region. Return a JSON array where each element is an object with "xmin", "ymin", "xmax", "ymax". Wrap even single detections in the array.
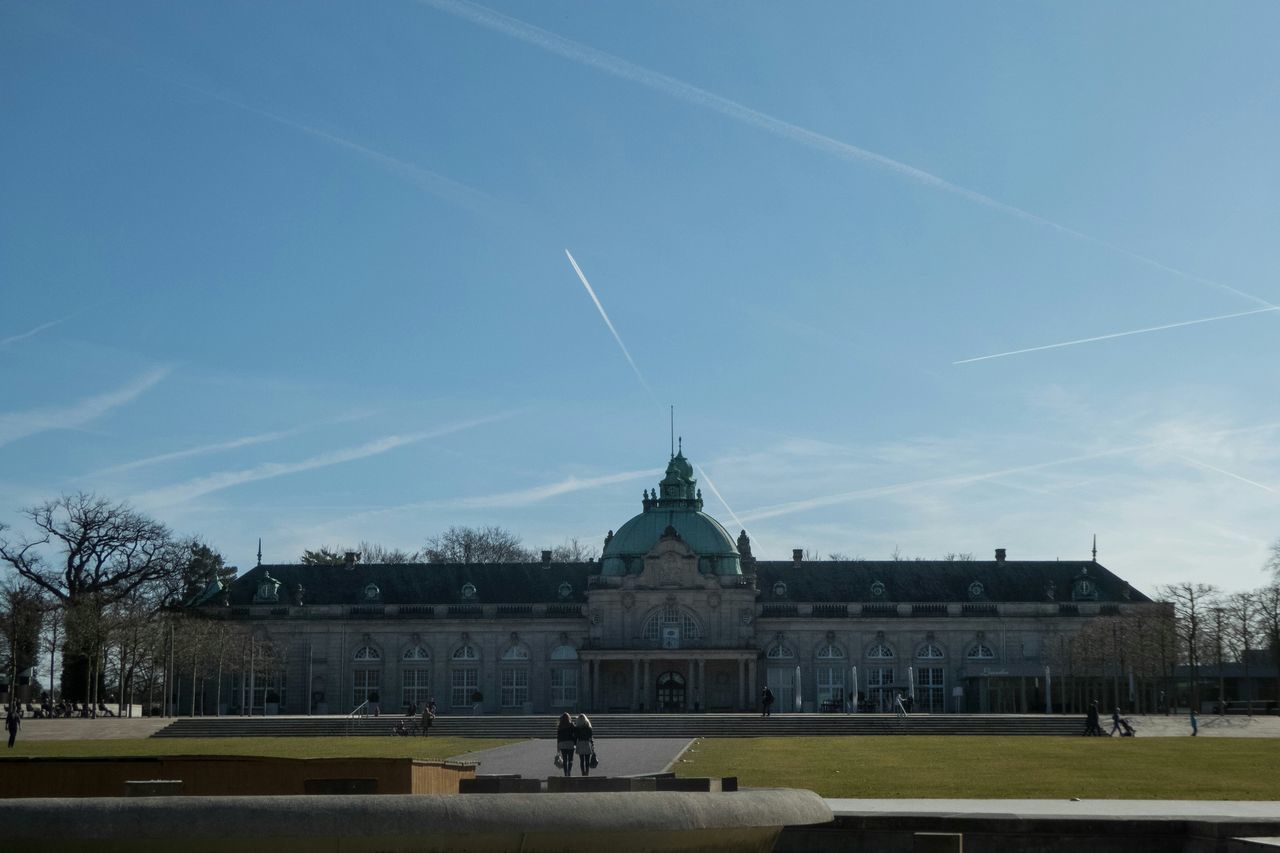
[{"xmin": 197, "ymin": 449, "xmax": 1153, "ymax": 715}]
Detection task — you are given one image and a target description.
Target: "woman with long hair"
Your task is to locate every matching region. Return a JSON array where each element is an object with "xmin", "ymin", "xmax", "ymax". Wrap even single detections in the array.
[
  {"xmin": 555, "ymin": 712, "xmax": 576, "ymax": 776},
  {"xmin": 574, "ymin": 714, "xmax": 595, "ymax": 776}
]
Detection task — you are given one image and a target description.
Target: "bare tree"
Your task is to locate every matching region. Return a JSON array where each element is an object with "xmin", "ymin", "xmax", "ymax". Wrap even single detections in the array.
[
  {"xmin": 0, "ymin": 494, "xmax": 180, "ymax": 700},
  {"xmin": 423, "ymin": 526, "xmax": 531, "ymax": 564},
  {"xmin": 1158, "ymin": 582, "xmax": 1221, "ymax": 711},
  {"xmin": 1266, "ymin": 538, "xmax": 1280, "ymax": 581},
  {"xmin": 543, "ymin": 538, "xmax": 599, "ymax": 562}
]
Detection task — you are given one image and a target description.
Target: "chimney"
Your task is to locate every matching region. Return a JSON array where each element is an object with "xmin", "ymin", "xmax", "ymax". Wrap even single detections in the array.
[
  {"xmin": 994, "ymin": 548, "xmax": 1006, "ymax": 563},
  {"xmin": 541, "ymin": 550, "xmax": 552, "ymax": 567},
  {"xmin": 344, "ymin": 551, "xmax": 360, "ymax": 569},
  {"xmin": 792, "ymin": 548, "xmax": 803, "ymax": 568}
]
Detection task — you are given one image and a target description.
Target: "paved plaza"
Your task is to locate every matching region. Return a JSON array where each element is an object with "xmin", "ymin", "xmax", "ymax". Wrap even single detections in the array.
[{"xmin": 450, "ymin": 737, "xmax": 694, "ymax": 778}]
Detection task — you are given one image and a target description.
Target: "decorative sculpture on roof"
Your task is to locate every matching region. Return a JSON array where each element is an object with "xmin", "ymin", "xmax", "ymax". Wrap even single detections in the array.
[{"xmin": 253, "ymin": 571, "xmax": 280, "ymax": 603}]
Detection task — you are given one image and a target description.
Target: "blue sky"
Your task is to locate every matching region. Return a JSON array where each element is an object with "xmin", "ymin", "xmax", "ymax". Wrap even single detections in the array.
[{"xmin": 2, "ymin": 1, "xmax": 1278, "ymax": 594}]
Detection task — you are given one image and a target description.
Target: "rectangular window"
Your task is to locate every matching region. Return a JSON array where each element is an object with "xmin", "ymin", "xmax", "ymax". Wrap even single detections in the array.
[
  {"xmin": 916, "ymin": 666, "xmax": 945, "ymax": 713},
  {"xmin": 816, "ymin": 666, "xmax": 844, "ymax": 705},
  {"xmin": 402, "ymin": 668, "xmax": 431, "ymax": 710},
  {"xmin": 250, "ymin": 671, "xmax": 286, "ymax": 712},
  {"xmin": 866, "ymin": 666, "xmax": 895, "ymax": 712},
  {"xmin": 550, "ymin": 668, "xmax": 578, "ymax": 707},
  {"xmin": 500, "ymin": 668, "xmax": 529, "ymax": 708},
  {"xmin": 353, "ymin": 669, "xmax": 380, "ymax": 710},
  {"xmin": 451, "ymin": 668, "xmax": 478, "ymax": 707}
]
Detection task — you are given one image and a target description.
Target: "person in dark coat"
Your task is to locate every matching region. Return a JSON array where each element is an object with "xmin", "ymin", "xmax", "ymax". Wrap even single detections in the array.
[
  {"xmin": 556, "ymin": 712, "xmax": 577, "ymax": 776},
  {"xmin": 1110, "ymin": 707, "xmax": 1123, "ymax": 736},
  {"xmin": 5, "ymin": 706, "xmax": 19, "ymax": 748},
  {"xmin": 1084, "ymin": 701, "xmax": 1102, "ymax": 736},
  {"xmin": 574, "ymin": 714, "xmax": 595, "ymax": 776},
  {"xmin": 761, "ymin": 686, "xmax": 774, "ymax": 717}
]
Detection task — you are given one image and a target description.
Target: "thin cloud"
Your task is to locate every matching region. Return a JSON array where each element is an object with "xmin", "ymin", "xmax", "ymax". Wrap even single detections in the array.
[
  {"xmin": 90, "ymin": 427, "xmax": 304, "ymax": 477},
  {"xmin": 424, "ymin": 0, "xmax": 1276, "ymax": 311},
  {"xmin": 449, "ymin": 467, "xmax": 661, "ymax": 509},
  {"xmin": 0, "ymin": 367, "xmax": 171, "ymax": 449},
  {"xmin": 740, "ymin": 420, "xmax": 1280, "ymax": 523},
  {"xmin": 1166, "ymin": 453, "xmax": 1278, "ymax": 495},
  {"xmin": 173, "ymin": 80, "xmax": 492, "ymax": 214},
  {"xmin": 133, "ymin": 412, "xmax": 513, "ymax": 507},
  {"xmin": 0, "ymin": 316, "xmax": 70, "ymax": 348},
  {"xmin": 955, "ymin": 306, "xmax": 1280, "ymax": 365},
  {"xmin": 564, "ymin": 249, "xmax": 654, "ymax": 399}
]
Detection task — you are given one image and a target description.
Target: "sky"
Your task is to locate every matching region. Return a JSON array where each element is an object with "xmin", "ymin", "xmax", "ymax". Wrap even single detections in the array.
[{"xmin": 2, "ymin": 1, "xmax": 1278, "ymax": 595}]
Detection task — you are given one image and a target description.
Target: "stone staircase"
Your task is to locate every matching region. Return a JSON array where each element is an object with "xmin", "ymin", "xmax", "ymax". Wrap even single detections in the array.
[{"xmin": 152, "ymin": 713, "xmax": 1083, "ymax": 739}]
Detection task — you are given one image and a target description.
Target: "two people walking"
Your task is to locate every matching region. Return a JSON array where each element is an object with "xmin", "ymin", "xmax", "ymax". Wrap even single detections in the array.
[{"xmin": 555, "ymin": 712, "xmax": 596, "ymax": 776}]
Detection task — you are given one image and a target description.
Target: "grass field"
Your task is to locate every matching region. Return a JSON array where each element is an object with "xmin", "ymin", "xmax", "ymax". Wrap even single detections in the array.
[
  {"xmin": 4, "ymin": 737, "xmax": 515, "ymax": 761},
  {"xmin": 677, "ymin": 736, "xmax": 1280, "ymax": 800}
]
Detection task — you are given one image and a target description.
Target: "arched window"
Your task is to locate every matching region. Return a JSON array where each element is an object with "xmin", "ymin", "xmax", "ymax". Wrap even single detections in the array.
[
  {"xmin": 967, "ymin": 644, "xmax": 996, "ymax": 660},
  {"xmin": 549, "ymin": 645, "xmax": 578, "ymax": 707},
  {"xmin": 866, "ymin": 644, "xmax": 895, "ymax": 659},
  {"xmin": 557, "ymin": 581, "xmax": 573, "ymax": 599},
  {"xmin": 352, "ymin": 646, "xmax": 382, "ymax": 709},
  {"xmin": 500, "ymin": 645, "xmax": 530, "ymax": 708},
  {"xmin": 450, "ymin": 644, "xmax": 479, "ymax": 708},
  {"xmin": 549, "ymin": 645, "xmax": 578, "ymax": 661},
  {"xmin": 916, "ymin": 644, "xmax": 944, "ymax": 660},
  {"xmin": 814, "ymin": 644, "xmax": 845, "ymax": 706},
  {"xmin": 766, "ymin": 643, "xmax": 795, "ymax": 660},
  {"xmin": 402, "ymin": 646, "xmax": 431, "ymax": 661},
  {"xmin": 401, "ymin": 646, "xmax": 431, "ymax": 709},
  {"xmin": 641, "ymin": 606, "xmax": 702, "ymax": 644},
  {"xmin": 461, "ymin": 582, "xmax": 477, "ymax": 599},
  {"xmin": 816, "ymin": 644, "xmax": 846, "ymax": 660},
  {"xmin": 501, "ymin": 645, "xmax": 530, "ymax": 662}
]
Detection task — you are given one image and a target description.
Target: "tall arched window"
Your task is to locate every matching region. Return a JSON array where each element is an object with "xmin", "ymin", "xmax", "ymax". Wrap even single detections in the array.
[
  {"xmin": 549, "ymin": 644, "xmax": 578, "ymax": 707},
  {"xmin": 500, "ymin": 645, "xmax": 530, "ymax": 708},
  {"xmin": 450, "ymin": 644, "xmax": 480, "ymax": 707},
  {"xmin": 401, "ymin": 646, "xmax": 431, "ymax": 710},
  {"xmin": 815, "ymin": 644, "xmax": 845, "ymax": 705},
  {"xmin": 864, "ymin": 644, "xmax": 895, "ymax": 711},
  {"xmin": 352, "ymin": 645, "xmax": 382, "ymax": 709}
]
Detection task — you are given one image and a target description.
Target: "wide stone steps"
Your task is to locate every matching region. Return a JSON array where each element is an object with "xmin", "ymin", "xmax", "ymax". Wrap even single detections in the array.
[{"xmin": 153, "ymin": 713, "xmax": 1083, "ymax": 739}]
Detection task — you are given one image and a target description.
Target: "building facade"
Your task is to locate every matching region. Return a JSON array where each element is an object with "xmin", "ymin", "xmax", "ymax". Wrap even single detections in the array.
[{"xmin": 195, "ymin": 450, "xmax": 1154, "ymax": 715}]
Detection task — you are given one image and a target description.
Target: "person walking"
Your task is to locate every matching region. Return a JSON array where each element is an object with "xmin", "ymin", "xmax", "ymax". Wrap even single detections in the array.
[
  {"xmin": 556, "ymin": 712, "xmax": 577, "ymax": 776},
  {"xmin": 1190, "ymin": 708, "xmax": 1198, "ymax": 736},
  {"xmin": 1110, "ymin": 707, "xmax": 1125, "ymax": 736},
  {"xmin": 5, "ymin": 705, "xmax": 19, "ymax": 749},
  {"xmin": 761, "ymin": 686, "xmax": 774, "ymax": 717},
  {"xmin": 574, "ymin": 714, "xmax": 595, "ymax": 776},
  {"xmin": 1084, "ymin": 701, "xmax": 1102, "ymax": 736},
  {"xmin": 895, "ymin": 693, "xmax": 908, "ymax": 718}
]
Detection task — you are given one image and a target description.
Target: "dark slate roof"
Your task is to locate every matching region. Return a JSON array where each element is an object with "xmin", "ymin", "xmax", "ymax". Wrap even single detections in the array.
[
  {"xmin": 224, "ymin": 562, "xmax": 597, "ymax": 606},
  {"xmin": 753, "ymin": 560, "xmax": 1151, "ymax": 604}
]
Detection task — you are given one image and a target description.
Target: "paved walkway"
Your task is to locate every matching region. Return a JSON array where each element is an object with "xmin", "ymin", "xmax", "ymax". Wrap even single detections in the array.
[
  {"xmin": 826, "ymin": 799, "xmax": 1280, "ymax": 819},
  {"xmin": 450, "ymin": 738, "xmax": 693, "ymax": 778}
]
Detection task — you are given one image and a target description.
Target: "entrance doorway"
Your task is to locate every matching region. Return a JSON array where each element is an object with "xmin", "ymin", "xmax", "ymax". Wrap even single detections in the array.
[{"xmin": 656, "ymin": 671, "xmax": 686, "ymax": 712}]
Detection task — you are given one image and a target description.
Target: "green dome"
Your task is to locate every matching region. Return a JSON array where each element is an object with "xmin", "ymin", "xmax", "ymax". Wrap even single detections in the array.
[{"xmin": 600, "ymin": 450, "xmax": 741, "ymax": 576}]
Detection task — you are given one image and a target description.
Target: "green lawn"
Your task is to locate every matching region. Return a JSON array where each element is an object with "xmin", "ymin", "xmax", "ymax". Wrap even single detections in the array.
[
  {"xmin": 677, "ymin": 736, "xmax": 1280, "ymax": 800},
  {"xmin": 5, "ymin": 736, "xmax": 515, "ymax": 761}
]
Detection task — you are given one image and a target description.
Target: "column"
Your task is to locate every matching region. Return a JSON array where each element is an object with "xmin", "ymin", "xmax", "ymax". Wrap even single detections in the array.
[
  {"xmin": 641, "ymin": 659, "xmax": 650, "ymax": 711},
  {"xmin": 632, "ymin": 659, "xmax": 640, "ymax": 711},
  {"xmin": 591, "ymin": 660, "xmax": 600, "ymax": 710},
  {"xmin": 738, "ymin": 659, "xmax": 746, "ymax": 710},
  {"xmin": 696, "ymin": 659, "xmax": 706, "ymax": 712},
  {"xmin": 747, "ymin": 658, "xmax": 756, "ymax": 705}
]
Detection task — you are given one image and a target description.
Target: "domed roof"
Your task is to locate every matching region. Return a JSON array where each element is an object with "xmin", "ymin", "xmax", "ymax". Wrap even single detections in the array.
[{"xmin": 600, "ymin": 449, "xmax": 741, "ymax": 576}]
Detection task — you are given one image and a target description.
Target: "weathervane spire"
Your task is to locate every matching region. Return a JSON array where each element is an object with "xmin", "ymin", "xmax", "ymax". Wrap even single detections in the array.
[
  {"xmin": 1091, "ymin": 534, "xmax": 1097, "ymax": 562},
  {"xmin": 257, "ymin": 538, "xmax": 263, "ymax": 566}
]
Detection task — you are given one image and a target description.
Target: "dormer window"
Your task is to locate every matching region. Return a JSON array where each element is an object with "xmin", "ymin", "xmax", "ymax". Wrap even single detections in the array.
[
  {"xmin": 870, "ymin": 581, "xmax": 886, "ymax": 598},
  {"xmin": 968, "ymin": 581, "xmax": 985, "ymax": 600},
  {"xmin": 557, "ymin": 582, "xmax": 573, "ymax": 599},
  {"xmin": 461, "ymin": 582, "xmax": 477, "ymax": 600},
  {"xmin": 773, "ymin": 581, "xmax": 787, "ymax": 597},
  {"xmin": 363, "ymin": 583, "xmax": 381, "ymax": 602}
]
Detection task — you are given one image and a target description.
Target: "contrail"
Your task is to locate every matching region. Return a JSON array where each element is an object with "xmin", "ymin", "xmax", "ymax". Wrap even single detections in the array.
[
  {"xmin": 90, "ymin": 427, "xmax": 304, "ymax": 477},
  {"xmin": 421, "ymin": 0, "xmax": 1277, "ymax": 312},
  {"xmin": 955, "ymin": 306, "xmax": 1280, "ymax": 364},
  {"xmin": 172, "ymin": 80, "xmax": 492, "ymax": 214},
  {"xmin": 695, "ymin": 462, "xmax": 766, "ymax": 555},
  {"xmin": 564, "ymin": 249, "xmax": 654, "ymax": 399},
  {"xmin": 0, "ymin": 316, "xmax": 70, "ymax": 347},
  {"xmin": 0, "ymin": 367, "xmax": 171, "ymax": 449},
  {"xmin": 1167, "ymin": 453, "xmax": 1278, "ymax": 495}
]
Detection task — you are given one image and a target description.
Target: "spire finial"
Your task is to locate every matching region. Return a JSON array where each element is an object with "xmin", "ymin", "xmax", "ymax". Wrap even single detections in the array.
[
  {"xmin": 257, "ymin": 538, "xmax": 262, "ymax": 566},
  {"xmin": 678, "ymin": 435, "xmax": 682, "ymax": 454},
  {"xmin": 1091, "ymin": 534, "xmax": 1097, "ymax": 562}
]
